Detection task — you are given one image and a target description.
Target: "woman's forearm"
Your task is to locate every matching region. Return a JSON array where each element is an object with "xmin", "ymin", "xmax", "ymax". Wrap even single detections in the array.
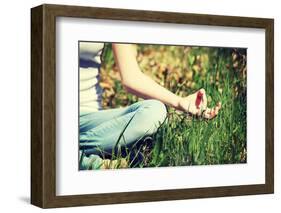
[
  {"xmin": 123, "ymin": 71, "xmax": 183, "ymax": 110},
  {"xmin": 112, "ymin": 43, "xmax": 183, "ymax": 110}
]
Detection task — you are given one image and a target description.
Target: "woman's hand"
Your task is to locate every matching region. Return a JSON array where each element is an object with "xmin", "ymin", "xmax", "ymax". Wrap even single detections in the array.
[{"xmin": 178, "ymin": 88, "xmax": 221, "ymax": 119}]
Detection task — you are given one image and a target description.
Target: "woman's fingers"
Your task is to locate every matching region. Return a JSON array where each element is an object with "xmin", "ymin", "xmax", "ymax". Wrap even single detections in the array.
[
  {"xmin": 202, "ymin": 102, "xmax": 221, "ymax": 119},
  {"xmin": 200, "ymin": 88, "xmax": 208, "ymax": 111},
  {"xmin": 202, "ymin": 108, "xmax": 215, "ymax": 119},
  {"xmin": 216, "ymin": 102, "xmax": 222, "ymax": 111},
  {"xmin": 195, "ymin": 88, "xmax": 205, "ymax": 109}
]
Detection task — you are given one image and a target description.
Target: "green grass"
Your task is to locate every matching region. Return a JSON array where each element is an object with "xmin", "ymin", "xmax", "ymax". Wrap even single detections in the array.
[
  {"xmin": 140, "ymin": 53, "xmax": 246, "ymax": 167},
  {"xmin": 81, "ymin": 44, "xmax": 247, "ymax": 169}
]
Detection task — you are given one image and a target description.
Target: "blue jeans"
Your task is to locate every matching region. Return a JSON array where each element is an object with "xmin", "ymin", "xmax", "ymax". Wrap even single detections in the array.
[{"xmin": 79, "ymin": 99, "xmax": 167, "ymax": 157}]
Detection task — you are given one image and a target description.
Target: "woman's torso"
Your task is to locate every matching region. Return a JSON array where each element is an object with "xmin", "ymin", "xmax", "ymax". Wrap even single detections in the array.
[{"xmin": 79, "ymin": 42, "xmax": 104, "ymax": 115}]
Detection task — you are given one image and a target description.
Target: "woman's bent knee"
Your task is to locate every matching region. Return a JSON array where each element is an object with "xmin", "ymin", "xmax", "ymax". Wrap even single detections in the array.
[
  {"xmin": 138, "ymin": 99, "xmax": 167, "ymax": 135},
  {"xmin": 148, "ymin": 99, "xmax": 167, "ymax": 124}
]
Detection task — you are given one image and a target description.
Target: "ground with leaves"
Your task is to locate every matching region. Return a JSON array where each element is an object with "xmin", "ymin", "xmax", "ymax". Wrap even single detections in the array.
[{"xmin": 96, "ymin": 43, "xmax": 247, "ymax": 168}]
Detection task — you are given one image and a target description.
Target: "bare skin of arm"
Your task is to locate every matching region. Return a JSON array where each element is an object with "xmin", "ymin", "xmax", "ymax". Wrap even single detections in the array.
[{"xmin": 112, "ymin": 43, "xmax": 221, "ymax": 119}]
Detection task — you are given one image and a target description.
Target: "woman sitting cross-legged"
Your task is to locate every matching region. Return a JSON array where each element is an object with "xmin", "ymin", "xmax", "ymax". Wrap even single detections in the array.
[{"xmin": 79, "ymin": 42, "xmax": 221, "ymax": 170}]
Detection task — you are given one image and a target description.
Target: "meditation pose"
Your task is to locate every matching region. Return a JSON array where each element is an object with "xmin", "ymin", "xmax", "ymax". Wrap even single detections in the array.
[{"xmin": 79, "ymin": 42, "xmax": 221, "ymax": 169}]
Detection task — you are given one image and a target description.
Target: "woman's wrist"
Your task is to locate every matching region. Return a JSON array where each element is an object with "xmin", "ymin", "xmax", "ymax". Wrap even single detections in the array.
[{"xmin": 173, "ymin": 96, "xmax": 185, "ymax": 111}]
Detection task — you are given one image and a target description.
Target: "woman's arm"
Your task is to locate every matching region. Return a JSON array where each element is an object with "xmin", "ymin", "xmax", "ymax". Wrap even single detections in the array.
[
  {"xmin": 112, "ymin": 44, "xmax": 183, "ymax": 110},
  {"xmin": 112, "ymin": 43, "xmax": 221, "ymax": 117}
]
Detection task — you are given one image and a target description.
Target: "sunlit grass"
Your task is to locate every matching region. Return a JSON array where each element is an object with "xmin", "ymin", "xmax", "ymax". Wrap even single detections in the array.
[{"xmin": 81, "ymin": 44, "xmax": 247, "ymax": 169}]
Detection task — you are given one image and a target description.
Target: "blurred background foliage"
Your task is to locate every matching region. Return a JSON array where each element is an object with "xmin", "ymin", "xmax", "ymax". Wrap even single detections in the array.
[{"xmin": 100, "ymin": 44, "xmax": 246, "ymax": 110}]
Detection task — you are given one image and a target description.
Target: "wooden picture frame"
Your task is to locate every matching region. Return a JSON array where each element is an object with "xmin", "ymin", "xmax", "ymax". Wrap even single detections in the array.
[{"xmin": 31, "ymin": 4, "xmax": 274, "ymax": 208}]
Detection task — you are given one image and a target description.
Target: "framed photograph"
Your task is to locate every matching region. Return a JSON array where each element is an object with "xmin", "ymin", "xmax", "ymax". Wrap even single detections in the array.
[{"xmin": 31, "ymin": 4, "xmax": 274, "ymax": 208}]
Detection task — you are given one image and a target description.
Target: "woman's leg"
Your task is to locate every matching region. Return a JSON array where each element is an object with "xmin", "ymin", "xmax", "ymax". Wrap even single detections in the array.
[
  {"xmin": 80, "ymin": 99, "xmax": 164, "ymax": 132},
  {"xmin": 80, "ymin": 99, "xmax": 167, "ymax": 156}
]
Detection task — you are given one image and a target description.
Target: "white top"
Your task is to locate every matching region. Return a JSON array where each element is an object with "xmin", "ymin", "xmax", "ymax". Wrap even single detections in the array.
[{"xmin": 79, "ymin": 42, "xmax": 104, "ymax": 115}]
